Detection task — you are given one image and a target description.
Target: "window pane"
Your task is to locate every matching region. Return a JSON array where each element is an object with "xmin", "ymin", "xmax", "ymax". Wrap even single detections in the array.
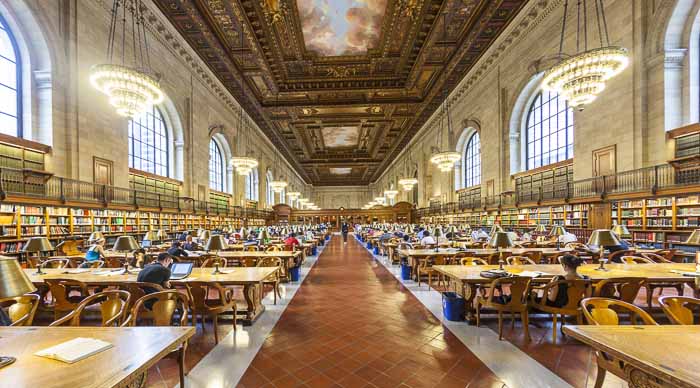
[
  {"xmin": 524, "ymin": 91, "xmax": 574, "ymax": 170},
  {"xmin": 128, "ymin": 106, "xmax": 169, "ymax": 177}
]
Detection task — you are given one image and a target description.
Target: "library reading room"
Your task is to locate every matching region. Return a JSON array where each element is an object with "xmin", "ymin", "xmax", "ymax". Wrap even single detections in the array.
[{"xmin": 2, "ymin": 0, "xmax": 700, "ymax": 387}]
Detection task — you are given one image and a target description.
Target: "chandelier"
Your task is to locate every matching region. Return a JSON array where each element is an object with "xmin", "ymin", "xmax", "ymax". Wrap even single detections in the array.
[
  {"xmin": 429, "ymin": 13, "xmax": 461, "ymax": 173},
  {"xmin": 287, "ymin": 191, "xmax": 300, "ymax": 200},
  {"xmin": 374, "ymin": 197, "xmax": 386, "ymax": 205},
  {"xmin": 91, "ymin": 0, "xmax": 163, "ymax": 117},
  {"xmin": 298, "ymin": 198, "xmax": 309, "ymax": 205},
  {"xmin": 542, "ymin": 0, "xmax": 628, "ymax": 108},
  {"xmin": 270, "ymin": 180, "xmax": 288, "ymax": 193},
  {"xmin": 384, "ymin": 189, "xmax": 399, "ymax": 199},
  {"xmin": 230, "ymin": 156, "xmax": 258, "ymax": 176},
  {"xmin": 398, "ymin": 177, "xmax": 418, "ymax": 191}
]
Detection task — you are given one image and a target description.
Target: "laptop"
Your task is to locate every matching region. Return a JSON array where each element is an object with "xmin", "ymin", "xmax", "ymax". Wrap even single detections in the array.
[
  {"xmin": 141, "ymin": 240, "xmax": 152, "ymax": 248},
  {"xmin": 169, "ymin": 262, "xmax": 194, "ymax": 280}
]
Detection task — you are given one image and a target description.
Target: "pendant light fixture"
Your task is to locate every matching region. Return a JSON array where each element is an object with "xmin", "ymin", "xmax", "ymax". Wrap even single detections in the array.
[
  {"xmin": 230, "ymin": 26, "xmax": 258, "ymax": 175},
  {"xmin": 91, "ymin": 0, "xmax": 164, "ymax": 117},
  {"xmin": 429, "ymin": 12, "xmax": 461, "ymax": 173},
  {"xmin": 398, "ymin": 151, "xmax": 418, "ymax": 191},
  {"xmin": 270, "ymin": 153, "xmax": 288, "ymax": 193},
  {"xmin": 542, "ymin": 0, "xmax": 628, "ymax": 108}
]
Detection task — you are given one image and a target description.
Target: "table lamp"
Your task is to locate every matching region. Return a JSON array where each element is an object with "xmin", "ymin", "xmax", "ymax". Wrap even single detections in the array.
[
  {"xmin": 587, "ymin": 229, "xmax": 620, "ymax": 271},
  {"xmin": 685, "ymin": 229, "xmax": 700, "ymax": 244},
  {"xmin": 113, "ymin": 235, "xmax": 140, "ymax": 274},
  {"xmin": 22, "ymin": 237, "xmax": 54, "ymax": 275},
  {"xmin": 489, "ymin": 231, "xmax": 514, "ymax": 270},
  {"xmin": 489, "ymin": 224, "xmax": 504, "ymax": 238},
  {"xmin": 549, "ymin": 225, "xmax": 567, "ymax": 250},
  {"xmin": 143, "ymin": 230, "xmax": 158, "ymax": 244},
  {"xmin": 156, "ymin": 229, "xmax": 168, "ymax": 241},
  {"xmin": 88, "ymin": 231, "xmax": 105, "ymax": 243},
  {"xmin": 0, "ymin": 257, "xmax": 37, "ymax": 365},
  {"xmin": 199, "ymin": 230, "xmax": 211, "ymax": 244},
  {"xmin": 534, "ymin": 224, "xmax": 547, "ymax": 234},
  {"xmin": 611, "ymin": 224, "xmax": 631, "ymax": 239},
  {"xmin": 205, "ymin": 235, "xmax": 228, "ymax": 274}
]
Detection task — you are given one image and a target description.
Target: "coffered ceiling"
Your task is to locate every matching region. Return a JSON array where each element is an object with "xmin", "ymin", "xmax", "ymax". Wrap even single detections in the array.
[{"xmin": 153, "ymin": 0, "xmax": 527, "ymax": 185}]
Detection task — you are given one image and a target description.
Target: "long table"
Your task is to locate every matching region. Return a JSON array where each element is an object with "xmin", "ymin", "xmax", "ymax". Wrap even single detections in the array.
[
  {"xmin": 26, "ymin": 267, "xmax": 279, "ymax": 325},
  {"xmin": 0, "ymin": 326, "xmax": 194, "ymax": 387},
  {"xmin": 431, "ymin": 263, "xmax": 699, "ymax": 321},
  {"xmin": 563, "ymin": 325, "xmax": 700, "ymax": 388}
]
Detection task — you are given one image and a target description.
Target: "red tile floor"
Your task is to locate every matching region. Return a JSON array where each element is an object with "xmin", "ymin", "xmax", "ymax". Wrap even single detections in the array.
[{"xmin": 141, "ymin": 236, "xmax": 685, "ymax": 388}]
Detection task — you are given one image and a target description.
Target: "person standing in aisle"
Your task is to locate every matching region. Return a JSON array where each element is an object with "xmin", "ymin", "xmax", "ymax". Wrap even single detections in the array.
[{"xmin": 341, "ymin": 222, "xmax": 349, "ymax": 244}]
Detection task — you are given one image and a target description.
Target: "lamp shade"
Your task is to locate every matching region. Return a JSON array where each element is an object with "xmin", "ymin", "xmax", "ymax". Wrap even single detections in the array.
[
  {"xmin": 549, "ymin": 225, "xmax": 567, "ymax": 236},
  {"xmin": 199, "ymin": 230, "xmax": 211, "ymax": 242},
  {"xmin": 143, "ymin": 231, "xmax": 159, "ymax": 241},
  {"xmin": 88, "ymin": 231, "xmax": 105, "ymax": 242},
  {"xmin": 534, "ymin": 224, "xmax": 547, "ymax": 233},
  {"xmin": 686, "ymin": 229, "xmax": 700, "ymax": 244},
  {"xmin": 21, "ymin": 237, "xmax": 54, "ymax": 253},
  {"xmin": 113, "ymin": 235, "xmax": 140, "ymax": 252},
  {"xmin": 587, "ymin": 229, "xmax": 621, "ymax": 246},
  {"xmin": 156, "ymin": 230, "xmax": 168, "ymax": 240},
  {"xmin": 205, "ymin": 235, "xmax": 228, "ymax": 251},
  {"xmin": 0, "ymin": 256, "xmax": 36, "ymax": 299},
  {"xmin": 611, "ymin": 224, "xmax": 631, "ymax": 238},
  {"xmin": 258, "ymin": 228, "xmax": 269, "ymax": 240},
  {"xmin": 489, "ymin": 232, "xmax": 514, "ymax": 249},
  {"xmin": 489, "ymin": 224, "xmax": 504, "ymax": 236}
]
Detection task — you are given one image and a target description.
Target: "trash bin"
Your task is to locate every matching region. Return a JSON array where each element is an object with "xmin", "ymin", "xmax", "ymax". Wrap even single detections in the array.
[
  {"xmin": 400, "ymin": 264, "xmax": 411, "ymax": 280},
  {"xmin": 289, "ymin": 266, "xmax": 301, "ymax": 282},
  {"xmin": 442, "ymin": 292, "xmax": 465, "ymax": 322},
  {"xmin": 311, "ymin": 246, "xmax": 318, "ymax": 256},
  {"xmin": 366, "ymin": 241, "xmax": 372, "ymax": 249},
  {"xmin": 373, "ymin": 246, "xmax": 380, "ymax": 255}
]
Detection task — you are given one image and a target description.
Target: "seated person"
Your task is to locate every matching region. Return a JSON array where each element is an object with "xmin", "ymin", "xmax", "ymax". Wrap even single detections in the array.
[
  {"xmin": 182, "ymin": 235, "xmax": 200, "ymax": 251},
  {"xmin": 177, "ymin": 231, "xmax": 190, "ymax": 241},
  {"xmin": 471, "ymin": 228, "xmax": 489, "ymax": 241},
  {"xmin": 136, "ymin": 252, "xmax": 173, "ymax": 295},
  {"xmin": 521, "ymin": 232, "xmax": 532, "ymax": 241},
  {"xmin": 379, "ymin": 230, "xmax": 393, "ymax": 242},
  {"xmin": 402, "ymin": 234, "xmax": 411, "ymax": 242},
  {"xmin": 558, "ymin": 231, "xmax": 578, "ymax": 244},
  {"xmin": 416, "ymin": 227, "xmax": 426, "ymax": 239},
  {"xmin": 284, "ymin": 232, "xmax": 301, "ymax": 248},
  {"xmin": 420, "ymin": 230, "xmax": 436, "ymax": 246},
  {"xmin": 535, "ymin": 255, "xmax": 590, "ymax": 307},
  {"xmin": 167, "ymin": 241, "xmax": 189, "ymax": 257},
  {"xmin": 85, "ymin": 238, "xmax": 106, "ymax": 262},
  {"xmin": 434, "ymin": 230, "xmax": 449, "ymax": 245}
]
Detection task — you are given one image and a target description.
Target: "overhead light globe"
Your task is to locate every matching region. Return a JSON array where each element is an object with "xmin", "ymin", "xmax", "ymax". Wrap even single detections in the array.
[
  {"xmin": 384, "ymin": 190, "xmax": 399, "ymax": 199},
  {"xmin": 90, "ymin": 64, "xmax": 164, "ymax": 117},
  {"xmin": 287, "ymin": 191, "xmax": 300, "ymax": 200},
  {"xmin": 270, "ymin": 180, "xmax": 288, "ymax": 193},
  {"xmin": 430, "ymin": 151, "xmax": 461, "ymax": 172},
  {"xmin": 230, "ymin": 157, "xmax": 259, "ymax": 175},
  {"xmin": 398, "ymin": 177, "xmax": 418, "ymax": 191}
]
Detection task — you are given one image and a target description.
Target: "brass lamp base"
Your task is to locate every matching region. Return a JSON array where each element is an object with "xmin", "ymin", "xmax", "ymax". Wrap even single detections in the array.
[{"xmin": 0, "ymin": 356, "xmax": 16, "ymax": 369}]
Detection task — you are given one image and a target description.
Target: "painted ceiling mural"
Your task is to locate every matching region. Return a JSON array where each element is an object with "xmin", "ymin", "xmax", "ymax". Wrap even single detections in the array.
[
  {"xmin": 153, "ymin": 0, "xmax": 527, "ymax": 185},
  {"xmin": 297, "ymin": 0, "xmax": 387, "ymax": 56}
]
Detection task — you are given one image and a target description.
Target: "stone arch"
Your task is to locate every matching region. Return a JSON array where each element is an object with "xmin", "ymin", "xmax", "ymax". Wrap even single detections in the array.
[
  {"xmin": 454, "ymin": 121, "xmax": 481, "ymax": 191},
  {"xmin": 508, "ymin": 72, "xmax": 544, "ymax": 174}
]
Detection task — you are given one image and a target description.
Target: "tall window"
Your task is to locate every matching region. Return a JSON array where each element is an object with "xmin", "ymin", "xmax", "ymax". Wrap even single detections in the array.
[
  {"xmin": 209, "ymin": 139, "xmax": 224, "ymax": 192},
  {"xmin": 0, "ymin": 15, "xmax": 21, "ymax": 137},
  {"xmin": 266, "ymin": 170, "xmax": 274, "ymax": 205},
  {"xmin": 463, "ymin": 132, "xmax": 481, "ymax": 188},
  {"xmin": 525, "ymin": 90, "xmax": 574, "ymax": 170},
  {"xmin": 128, "ymin": 106, "xmax": 168, "ymax": 176},
  {"xmin": 245, "ymin": 169, "xmax": 259, "ymax": 201}
]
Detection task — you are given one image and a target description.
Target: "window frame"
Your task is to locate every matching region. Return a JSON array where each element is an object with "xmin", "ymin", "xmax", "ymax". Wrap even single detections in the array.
[
  {"xmin": 463, "ymin": 132, "xmax": 481, "ymax": 188},
  {"xmin": 245, "ymin": 168, "xmax": 259, "ymax": 201},
  {"xmin": 209, "ymin": 138, "xmax": 224, "ymax": 192},
  {"xmin": 0, "ymin": 13, "xmax": 22, "ymax": 138},
  {"xmin": 524, "ymin": 90, "xmax": 574, "ymax": 170},
  {"xmin": 127, "ymin": 105, "xmax": 169, "ymax": 177}
]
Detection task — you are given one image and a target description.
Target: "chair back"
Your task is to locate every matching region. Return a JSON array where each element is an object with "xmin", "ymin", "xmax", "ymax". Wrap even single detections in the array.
[
  {"xmin": 608, "ymin": 249, "xmax": 634, "ymax": 263},
  {"xmin": 523, "ymin": 251, "xmax": 543, "ymax": 264},
  {"xmin": 118, "ymin": 282, "xmax": 164, "ymax": 310},
  {"xmin": 257, "ymin": 256, "xmax": 282, "ymax": 268},
  {"xmin": 581, "ymin": 297, "xmax": 658, "ymax": 325},
  {"xmin": 40, "ymin": 258, "xmax": 70, "ymax": 269},
  {"xmin": 105, "ymin": 256, "xmax": 124, "ymax": 268},
  {"xmin": 238, "ymin": 257, "xmax": 257, "ymax": 267},
  {"xmin": 126, "ymin": 290, "xmax": 189, "ymax": 327},
  {"xmin": 593, "ymin": 277, "xmax": 646, "ymax": 303},
  {"xmin": 656, "ymin": 249, "xmax": 677, "ymax": 262},
  {"xmin": 246, "ymin": 245, "xmax": 259, "ymax": 252},
  {"xmin": 532, "ymin": 279, "xmax": 592, "ymax": 313},
  {"xmin": 640, "ymin": 252, "xmax": 672, "ymax": 263},
  {"xmin": 49, "ymin": 290, "xmax": 131, "ymax": 327},
  {"xmin": 620, "ymin": 255, "xmax": 654, "ymax": 264},
  {"xmin": 460, "ymin": 257, "xmax": 487, "ymax": 266},
  {"xmin": 6, "ymin": 294, "xmax": 40, "ymax": 326},
  {"xmin": 200, "ymin": 256, "xmax": 227, "ymax": 268},
  {"xmin": 265, "ymin": 245, "xmax": 281, "ymax": 252},
  {"xmin": 658, "ymin": 296, "xmax": 700, "ymax": 325},
  {"xmin": 45, "ymin": 278, "xmax": 89, "ymax": 309},
  {"xmin": 78, "ymin": 259, "xmax": 105, "ymax": 268},
  {"xmin": 506, "ymin": 256, "xmax": 537, "ymax": 265},
  {"xmin": 486, "ymin": 276, "xmax": 531, "ymax": 309}
]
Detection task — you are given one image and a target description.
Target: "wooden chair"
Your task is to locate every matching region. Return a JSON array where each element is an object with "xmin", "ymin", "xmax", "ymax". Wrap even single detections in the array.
[
  {"xmin": 640, "ymin": 253, "xmax": 685, "ymax": 307},
  {"xmin": 123, "ymin": 290, "xmax": 190, "ymax": 388},
  {"xmin": 658, "ymin": 296, "xmax": 700, "ymax": 325},
  {"xmin": 265, "ymin": 245, "xmax": 281, "ymax": 252},
  {"xmin": 104, "ymin": 256, "xmax": 124, "ymax": 268},
  {"xmin": 238, "ymin": 257, "xmax": 257, "ymax": 267},
  {"xmin": 580, "ymin": 297, "xmax": 658, "ymax": 388},
  {"xmin": 593, "ymin": 277, "xmax": 646, "ymax": 304},
  {"xmin": 44, "ymin": 279, "xmax": 91, "ymax": 320},
  {"xmin": 49, "ymin": 290, "xmax": 131, "ymax": 327},
  {"xmin": 38, "ymin": 258, "xmax": 70, "ymax": 269},
  {"xmin": 460, "ymin": 257, "xmax": 488, "ymax": 266},
  {"xmin": 640, "ymin": 252, "xmax": 673, "ymax": 263},
  {"xmin": 78, "ymin": 259, "xmax": 105, "ymax": 268},
  {"xmin": 529, "ymin": 279, "xmax": 592, "ymax": 342},
  {"xmin": 200, "ymin": 256, "xmax": 227, "ymax": 268},
  {"xmin": 118, "ymin": 282, "xmax": 164, "ymax": 313},
  {"xmin": 3, "ymin": 294, "xmax": 40, "ymax": 326},
  {"xmin": 608, "ymin": 249, "xmax": 634, "ymax": 263},
  {"xmin": 506, "ymin": 255, "xmax": 537, "ymax": 265},
  {"xmin": 184, "ymin": 282, "xmax": 236, "ymax": 344},
  {"xmin": 619, "ymin": 255, "xmax": 654, "ymax": 264},
  {"xmin": 523, "ymin": 251, "xmax": 543, "ymax": 264},
  {"xmin": 257, "ymin": 256, "xmax": 282, "ymax": 304},
  {"xmin": 656, "ymin": 249, "xmax": 677, "ymax": 262},
  {"xmin": 246, "ymin": 245, "xmax": 259, "ymax": 252},
  {"xmin": 417, "ymin": 255, "xmax": 447, "ymax": 289},
  {"xmin": 476, "ymin": 276, "xmax": 532, "ymax": 341}
]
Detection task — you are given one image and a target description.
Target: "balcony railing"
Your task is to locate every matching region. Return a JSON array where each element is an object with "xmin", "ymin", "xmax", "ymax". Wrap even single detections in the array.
[{"xmin": 0, "ymin": 167, "xmax": 273, "ymax": 220}]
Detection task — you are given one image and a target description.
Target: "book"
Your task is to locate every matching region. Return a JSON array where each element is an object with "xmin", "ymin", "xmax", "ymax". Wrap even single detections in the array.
[{"xmin": 35, "ymin": 337, "xmax": 113, "ymax": 363}]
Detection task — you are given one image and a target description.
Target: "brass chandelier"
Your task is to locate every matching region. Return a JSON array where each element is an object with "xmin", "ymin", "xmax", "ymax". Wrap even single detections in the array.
[
  {"xmin": 542, "ymin": 0, "xmax": 628, "ymax": 108},
  {"xmin": 91, "ymin": 0, "xmax": 164, "ymax": 117},
  {"xmin": 231, "ymin": 105, "xmax": 259, "ymax": 175}
]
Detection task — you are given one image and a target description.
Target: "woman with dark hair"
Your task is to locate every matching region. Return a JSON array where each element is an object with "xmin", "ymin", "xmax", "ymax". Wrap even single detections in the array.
[{"xmin": 540, "ymin": 254, "xmax": 589, "ymax": 307}]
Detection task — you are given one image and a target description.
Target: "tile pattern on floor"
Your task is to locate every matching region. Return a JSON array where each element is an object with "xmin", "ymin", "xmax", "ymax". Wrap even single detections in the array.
[{"xmin": 238, "ymin": 236, "xmax": 507, "ymax": 388}]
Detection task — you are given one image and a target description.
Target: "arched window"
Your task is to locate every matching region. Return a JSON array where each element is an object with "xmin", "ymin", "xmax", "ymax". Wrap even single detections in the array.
[
  {"xmin": 128, "ymin": 106, "xmax": 169, "ymax": 177},
  {"xmin": 0, "ymin": 15, "xmax": 21, "ymax": 137},
  {"xmin": 266, "ymin": 170, "xmax": 274, "ymax": 206},
  {"xmin": 245, "ymin": 169, "xmax": 259, "ymax": 201},
  {"xmin": 525, "ymin": 90, "xmax": 574, "ymax": 170},
  {"xmin": 463, "ymin": 132, "xmax": 481, "ymax": 188},
  {"xmin": 209, "ymin": 139, "xmax": 224, "ymax": 192},
  {"xmin": 412, "ymin": 170, "xmax": 419, "ymax": 205}
]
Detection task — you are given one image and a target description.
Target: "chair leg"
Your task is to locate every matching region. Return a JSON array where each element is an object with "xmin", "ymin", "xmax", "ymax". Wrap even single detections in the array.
[
  {"xmin": 475, "ymin": 302, "xmax": 481, "ymax": 327},
  {"xmin": 178, "ymin": 346, "xmax": 186, "ymax": 388},
  {"xmin": 428, "ymin": 272, "xmax": 433, "ymax": 289},
  {"xmin": 497, "ymin": 312, "xmax": 503, "ymax": 340},
  {"xmin": 522, "ymin": 312, "xmax": 530, "ymax": 342},
  {"xmin": 593, "ymin": 364, "xmax": 606, "ymax": 388},
  {"xmin": 213, "ymin": 314, "xmax": 219, "ymax": 344},
  {"xmin": 552, "ymin": 314, "xmax": 558, "ymax": 343},
  {"xmin": 646, "ymin": 286, "xmax": 653, "ymax": 309},
  {"xmin": 677, "ymin": 284, "xmax": 685, "ymax": 296},
  {"xmin": 511, "ymin": 311, "xmax": 515, "ymax": 329}
]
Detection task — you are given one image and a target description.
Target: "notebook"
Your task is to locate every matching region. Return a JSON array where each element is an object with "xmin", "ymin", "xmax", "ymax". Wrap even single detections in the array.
[
  {"xmin": 35, "ymin": 337, "xmax": 113, "ymax": 364},
  {"xmin": 518, "ymin": 271, "xmax": 548, "ymax": 278}
]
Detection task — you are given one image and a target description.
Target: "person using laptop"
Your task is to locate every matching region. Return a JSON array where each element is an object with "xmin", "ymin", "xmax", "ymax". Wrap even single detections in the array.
[
  {"xmin": 137, "ymin": 252, "xmax": 173, "ymax": 294},
  {"xmin": 167, "ymin": 241, "xmax": 189, "ymax": 258}
]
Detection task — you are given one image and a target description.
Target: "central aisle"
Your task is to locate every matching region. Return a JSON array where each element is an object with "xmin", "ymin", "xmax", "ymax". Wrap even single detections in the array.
[{"xmin": 237, "ymin": 236, "xmax": 506, "ymax": 388}]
